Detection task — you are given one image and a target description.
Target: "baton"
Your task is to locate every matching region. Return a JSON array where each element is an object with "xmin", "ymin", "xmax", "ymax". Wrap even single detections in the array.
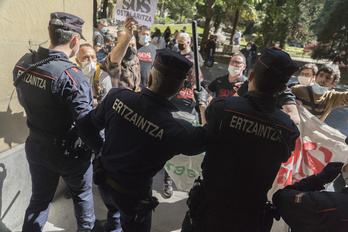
[
  {"xmin": 191, "ymin": 20, "xmax": 201, "ymax": 91},
  {"xmin": 192, "ymin": 20, "xmax": 202, "ymax": 124}
]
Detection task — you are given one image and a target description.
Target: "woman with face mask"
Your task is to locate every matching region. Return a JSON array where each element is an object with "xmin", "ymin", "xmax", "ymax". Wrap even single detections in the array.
[{"xmin": 151, "ymin": 29, "xmax": 166, "ymax": 49}]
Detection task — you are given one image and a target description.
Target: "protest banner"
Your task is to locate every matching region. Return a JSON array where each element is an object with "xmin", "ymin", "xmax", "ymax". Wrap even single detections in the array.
[
  {"xmin": 270, "ymin": 106, "xmax": 348, "ymax": 232},
  {"xmin": 165, "ymin": 111, "xmax": 204, "ymax": 192},
  {"xmin": 114, "ymin": 0, "xmax": 157, "ymax": 27}
]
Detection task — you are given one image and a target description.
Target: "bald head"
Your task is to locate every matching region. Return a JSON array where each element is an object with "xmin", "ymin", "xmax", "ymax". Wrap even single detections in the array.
[{"xmin": 76, "ymin": 44, "xmax": 97, "ymax": 65}]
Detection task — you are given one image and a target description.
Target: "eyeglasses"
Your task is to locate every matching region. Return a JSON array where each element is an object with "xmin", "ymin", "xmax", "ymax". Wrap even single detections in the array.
[
  {"xmin": 299, "ymin": 72, "xmax": 313, "ymax": 77},
  {"xmin": 230, "ymin": 60, "xmax": 244, "ymax": 66}
]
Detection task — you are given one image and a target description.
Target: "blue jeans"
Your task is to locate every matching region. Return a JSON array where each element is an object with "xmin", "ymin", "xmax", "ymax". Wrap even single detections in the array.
[
  {"xmin": 22, "ymin": 137, "xmax": 95, "ymax": 232},
  {"xmin": 98, "ymin": 182, "xmax": 152, "ymax": 232}
]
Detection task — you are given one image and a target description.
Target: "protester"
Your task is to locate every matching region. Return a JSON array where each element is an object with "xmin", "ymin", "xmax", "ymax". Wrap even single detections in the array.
[
  {"xmin": 333, "ymin": 51, "xmax": 347, "ymax": 68},
  {"xmin": 288, "ymin": 63, "xmax": 318, "ymax": 88},
  {"xmin": 151, "ymin": 29, "xmax": 166, "ymax": 49},
  {"xmin": 13, "ymin": 12, "xmax": 103, "ymax": 232},
  {"xmin": 76, "ymin": 44, "xmax": 112, "ymax": 106},
  {"xmin": 291, "ymin": 63, "xmax": 348, "ymax": 121},
  {"xmin": 250, "ymin": 37, "xmax": 258, "ymax": 61},
  {"xmin": 163, "ymin": 26, "xmax": 171, "ymax": 47},
  {"xmin": 96, "ymin": 34, "xmax": 116, "ymax": 63},
  {"xmin": 103, "ymin": 30, "xmax": 141, "ymax": 92},
  {"xmin": 269, "ymin": 40, "xmax": 282, "ymax": 50},
  {"xmin": 204, "ymin": 35, "xmax": 216, "ymax": 68},
  {"xmin": 136, "ymin": 26, "xmax": 157, "ymax": 89},
  {"xmin": 169, "ymin": 30, "xmax": 179, "ymax": 50},
  {"xmin": 273, "ymin": 162, "xmax": 347, "ymax": 232},
  {"xmin": 240, "ymin": 42, "xmax": 253, "ymax": 77},
  {"xmin": 93, "ymin": 18, "xmax": 108, "ymax": 52},
  {"xmin": 234, "ymin": 30, "xmax": 242, "ymax": 45},
  {"xmin": 182, "ymin": 48, "xmax": 300, "ymax": 232},
  {"xmin": 207, "ymin": 53, "xmax": 247, "ymax": 97},
  {"xmin": 89, "ymin": 28, "xmax": 208, "ymax": 232}
]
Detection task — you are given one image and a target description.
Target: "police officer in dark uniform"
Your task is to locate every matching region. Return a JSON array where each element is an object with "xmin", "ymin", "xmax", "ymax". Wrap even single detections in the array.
[
  {"xmin": 13, "ymin": 12, "xmax": 102, "ymax": 232},
  {"xmin": 88, "ymin": 45, "xmax": 208, "ymax": 231},
  {"xmin": 185, "ymin": 48, "xmax": 300, "ymax": 232},
  {"xmin": 273, "ymin": 162, "xmax": 348, "ymax": 232}
]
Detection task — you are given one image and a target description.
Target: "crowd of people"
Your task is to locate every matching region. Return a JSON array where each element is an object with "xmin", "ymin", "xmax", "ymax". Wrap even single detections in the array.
[{"xmin": 12, "ymin": 12, "xmax": 348, "ymax": 232}]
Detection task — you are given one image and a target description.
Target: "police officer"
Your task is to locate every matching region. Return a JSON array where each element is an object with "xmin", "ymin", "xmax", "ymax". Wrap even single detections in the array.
[
  {"xmin": 273, "ymin": 162, "xmax": 347, "ymax": 232},
  {"xmin": 13, "ymin": 12, "xmax": 102, "ymax": 232},
  {"xmin": 87, "ymin": 30, "xmax": 208, "ymax": 231},
  {"xmin": 185, "ymin": 48, "xmax": 300, "ymax": 232}
]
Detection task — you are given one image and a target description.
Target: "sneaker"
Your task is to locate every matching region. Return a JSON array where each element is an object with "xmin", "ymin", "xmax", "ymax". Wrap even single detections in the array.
[{"xmin": 163, "ymin": 181, "xmax": 173, "ymax": 198}]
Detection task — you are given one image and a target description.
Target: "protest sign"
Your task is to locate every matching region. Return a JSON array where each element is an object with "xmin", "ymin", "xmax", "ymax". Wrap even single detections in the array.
[{"xmin": 114, "ymin": 0, "xmax": 157, "ymax": 27}]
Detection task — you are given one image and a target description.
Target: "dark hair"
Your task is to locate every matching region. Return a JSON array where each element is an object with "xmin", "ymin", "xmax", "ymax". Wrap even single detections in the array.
[
  {"xmin": 48, "ymin": 19, "xmax": 79, "ymax": 46},
  {"xmin": 140, "ymin": 26, "xmax": 150, "ymax": 33},
  {"xmin": 300, "ymin": 63, "xmax": 318, "ymax": 76},
  {"xmin": 154, "ymin": 29, "xmax": 161, "ymax": 38},
  {"xmin": 104, "ymin": 34, "xmax": 115, "ymax": 43},
  {"xmin": 316, "ymin": 64, "xmax": 341, "ymax": 84},
  {"xmin": 150, "ymin": 68, "xmax": 185, "ymax": 98},
  {"xmin": 253, "ymin": 66, "xmax": 289, "ymax": 95}
]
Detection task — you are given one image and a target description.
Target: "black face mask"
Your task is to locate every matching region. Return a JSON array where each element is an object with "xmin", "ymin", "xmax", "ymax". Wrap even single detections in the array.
[
  {"xmin": 105, "ymin": 45, "xmax": 115, "ymax": 53},
  {"xmin": 124, "ymin": 47, "xmax": 136, "ymax": 61},
  {"xmin": 178, "ymin": 43, "xmax": 185, "ymax": 51}
]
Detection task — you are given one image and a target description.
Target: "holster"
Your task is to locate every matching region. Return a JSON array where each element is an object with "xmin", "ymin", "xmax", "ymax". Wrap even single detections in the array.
[
  {"xmin": 183, "ymin": 177, "xmax": 206, "ymax": 231},
  {"xmin": 260, "ymin": 201, "xmax": 280, "ymax": 232},
  {"xmin": 134, "ymin": 196, "xmax": 159, "ymax": 223}
]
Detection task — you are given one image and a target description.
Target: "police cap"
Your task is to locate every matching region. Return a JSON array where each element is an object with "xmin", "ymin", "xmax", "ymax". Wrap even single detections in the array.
[
  {"xmin": 254, "ymin": 48, "xmax": 298, "ymax": 79},
  {"xmin": 50, "ymin": 12, "xmax": 86, "ymax": 41},
  {"xmin": 153, "ymin": 49, "xmax": 193, "ymax": 79}
]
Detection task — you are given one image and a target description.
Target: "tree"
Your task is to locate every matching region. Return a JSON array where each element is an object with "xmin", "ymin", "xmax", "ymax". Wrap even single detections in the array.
[
  {"xmin": 313, "ymin": 0, "xmax": 348, "ymax": 59},
  {"xmin": 228, "ymin": 0, "xmax": 260, "ymax": 45}
]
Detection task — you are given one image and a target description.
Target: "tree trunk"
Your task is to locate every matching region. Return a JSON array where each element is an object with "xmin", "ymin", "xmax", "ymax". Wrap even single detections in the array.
[
  {"xmin": 230, "ymin": 8, "xmax": 240, "ymax": 45},
  {"xmin": 160, "ymin": 0, "xmax": 164, "ymax": 18},
  {"xmin": 93, "ymin": 0, "xmax": 98, "ymax": 28},
  {"xmin": 200, "ymin": 0, "xmax": 215, "ymax": 54},
  {"xmin": 102, "ymin": 0, "xmax": 108, "ymax": 18}
]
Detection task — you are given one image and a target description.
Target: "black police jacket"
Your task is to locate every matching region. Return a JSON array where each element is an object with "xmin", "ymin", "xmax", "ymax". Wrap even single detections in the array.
[
  {"xmin": 202, "ymin": 91, "xmax": 299, "ymax": 211},
  {"xmin": 13, "ymin": 47, "xmax": 102, "ymax": 151}
]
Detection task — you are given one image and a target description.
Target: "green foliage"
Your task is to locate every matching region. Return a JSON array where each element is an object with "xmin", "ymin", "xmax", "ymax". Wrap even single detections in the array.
[{"xmin": 154, "ymin": 17, "xmax": 175, "ymax": 25}]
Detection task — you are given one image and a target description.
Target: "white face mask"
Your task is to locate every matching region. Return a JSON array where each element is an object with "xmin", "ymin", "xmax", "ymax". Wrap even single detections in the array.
[
  {"xmin": 275, "ymin": 43, "xmax": 280, "ymax": 47},
  {"xmin": 228, "ymin": 65, "xmax": 242, "ymax": 77},
  {"xmin": 79, "ymin": 61, "xmax": 97, "ymax": 80},
  {"xmin": 298, "ymin": 76, "xmax": 311, "ymax": 85},
  {"xmin": 312, "ymin": 82, "xmax": 329, "ymax": 94}
]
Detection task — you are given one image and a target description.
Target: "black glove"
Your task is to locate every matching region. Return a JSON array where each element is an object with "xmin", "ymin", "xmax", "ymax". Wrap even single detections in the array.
[
  {"xmin": 193, "ymin": 87, "xmax": 208, "ymax": 108},
  {"xmin": 316, "ymin": 162, "xmax": 344, "ymax": 184}
]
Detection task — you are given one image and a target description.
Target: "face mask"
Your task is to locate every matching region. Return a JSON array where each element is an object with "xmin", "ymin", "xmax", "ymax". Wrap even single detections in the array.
[
  {"xmin": 73, "ymin": 46, "xmax": 79, "ymax": 58},
  {"xmin": 79, "ymin": 61, "xmax": 97, "ymax": 79},
  {"xmin": 275, "ymin": 43, "xmax": 280, "ymax": 48},
  {"xmin": 105, "ymin": 45, "xmax": 115, "ymax": 53},
  {"xmin": 178, "ymin": 44, "xmax": 185, "ymax": 51},
  {"xmin": 101, "ymin": 27, "xmax": 108, "ymax": 34},
  {"xmin": 298, "ymin": 76, "xmax": 311, "ymax": 85},
  {"xmin": 124, "ymin": 47, "xmax": 136, "ymax": 61},
  {"xmin": 140, "ymin": 35, "xmax": 150, "ymax": 44},
  {"xmin": 246, "ymin": 47, "xmax": 251, "ymax": 51},
  {"xmin": 312, "ymin": 82, "xmax": 329, "ymax": 94},
  {"xmin": 228, "ymin": 65, "xmax": 242, "ymax": 77}
]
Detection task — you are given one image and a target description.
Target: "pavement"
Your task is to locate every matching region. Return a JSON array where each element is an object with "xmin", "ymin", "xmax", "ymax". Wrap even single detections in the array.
[{"xmin": 12, "ymin": 56, "xmax": 348, "ymax": 232}]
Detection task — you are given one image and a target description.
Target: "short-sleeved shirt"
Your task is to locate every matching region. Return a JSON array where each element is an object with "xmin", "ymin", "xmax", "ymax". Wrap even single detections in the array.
[
  {"xmin": 137, "ymin": 44, "xmax": 157, "ymax": 88},
  {"xmin": 102, "ymin": 55, "xmax": 141, "ymax": 92},
  {"xmin": 208, "ymin": 74, "xmax": 247, "ymax": 97},
  {"xmin": 291, "ymin": 84, "xmax": 348, "ymax": 121},
  {"xmin": 88, "ymin": 88, "xmax": 208, "ymax": 189}
]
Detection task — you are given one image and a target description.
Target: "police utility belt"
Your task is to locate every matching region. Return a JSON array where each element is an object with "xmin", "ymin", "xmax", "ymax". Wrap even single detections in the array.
[{"xmin": 29, "ymin": 130, "xmax": 66, "ymax": 148}]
